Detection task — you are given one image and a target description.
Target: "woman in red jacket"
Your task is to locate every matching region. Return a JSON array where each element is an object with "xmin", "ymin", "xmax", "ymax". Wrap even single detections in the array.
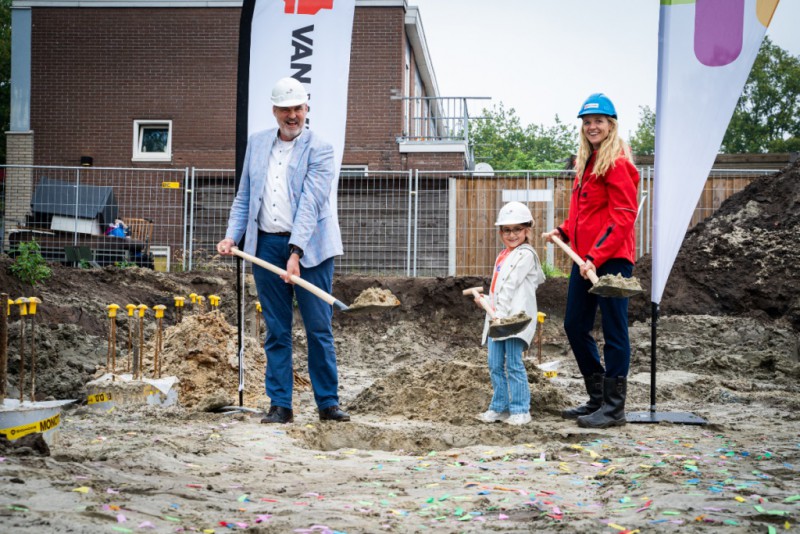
[{"xmin": 543, "ymin": 93, "xmax": 640, "ymax": 429}]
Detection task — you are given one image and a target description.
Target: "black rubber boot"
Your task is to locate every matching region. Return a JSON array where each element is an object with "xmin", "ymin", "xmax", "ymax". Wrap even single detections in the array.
[
  {"xmin": 561, "ymin": 373, "xmax": 604, "ymax": 419},
  {"xmin": 577, "ymin": 377, "xmax": 627, "ymax": 428}
]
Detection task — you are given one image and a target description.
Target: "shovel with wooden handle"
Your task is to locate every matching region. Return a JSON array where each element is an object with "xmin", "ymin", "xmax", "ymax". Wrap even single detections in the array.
[
  {"xmin": 463, "ymin": 286, "xmax": 532, "ymax": 338},
  {"xmin": 547, "ymin": 234, "xmax": 643, "ymax": 298},
  {"xmin": 231, "ymin": 248, "xmax": 398, "ymax": 314}
]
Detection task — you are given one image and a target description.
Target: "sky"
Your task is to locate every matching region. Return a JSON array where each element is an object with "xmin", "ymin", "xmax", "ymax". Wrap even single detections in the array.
[{"xmin": 410, "ymin": 0, "xmax": 800, "ymax": 137}]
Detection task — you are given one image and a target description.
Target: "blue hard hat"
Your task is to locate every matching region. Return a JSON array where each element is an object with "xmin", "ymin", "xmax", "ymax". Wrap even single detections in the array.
[{"xmin": 577, "ymin": 93, "xmax": 617, "ymax": 119}]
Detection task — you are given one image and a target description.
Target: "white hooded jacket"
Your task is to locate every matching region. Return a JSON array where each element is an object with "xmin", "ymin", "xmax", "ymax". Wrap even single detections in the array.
[{"xmin": 481, "ymin": 243, "xmax": 546, "ymax": 348}]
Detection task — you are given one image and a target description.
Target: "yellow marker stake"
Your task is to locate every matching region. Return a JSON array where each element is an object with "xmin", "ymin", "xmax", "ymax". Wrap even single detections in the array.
[
  {"xmin": 209, "ymin": 295, "xmax": 220, "ymax": 308},
  {"xmin": 15, "ymin": 298, "xmax": 29, "ymax": 401},
  {"xmin": 7, "ymin": 298, "xmax": 14, "ymax": 316},
  {"xmin": 536, "ymin": 312, "xmax": 546, "ymax": 365},
  {"xmin": 254, "ymin": 300, "xmax": 263, "ymax": 338},
  {"xmin": 28, "ymin": 297, "xmax": 41, "ymax": 316},
  {"xmin": 153, "ymin": 305, "xmax": 166, "ymax": 377},
  {"xmin": 125, "ymin": 304, "xmax": 136, "ymax": 373},
  {"xmin": 136, "ymin": 305, "xmax": 148, "ymax": 379},
  {"xmin": 15, "ymin": 297, "xmax": 29, "ymax": 316},
  {"xmin": 174, "ymin": 296, "xmax": 185, "ymax": 323},
  {"xmin": 189, "ymin": 293, "xmax": 197, "ymax": 304},
  {"xmin": 196, "ymin": 295, "xmax": 206, "ymax": 311},
  {"xmin": 106, "ymin": 304, "xmax": 120, "ymax": 378},
  {"xmin": 28, "ymin": 297, "xmax": 42, "ymax": 398}
]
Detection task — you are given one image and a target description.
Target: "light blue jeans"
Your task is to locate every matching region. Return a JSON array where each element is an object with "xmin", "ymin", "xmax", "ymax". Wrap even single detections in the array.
[{"xmin": 487, "ymin": 337, "xmax": 531, "ymax": 415}]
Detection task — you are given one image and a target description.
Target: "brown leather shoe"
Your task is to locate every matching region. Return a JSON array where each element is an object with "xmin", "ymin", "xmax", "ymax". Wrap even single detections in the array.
[
  {"xmin": 261, "ymin": 406, "xmax": 293, "ymax": 424},
  {"xmin": 318, "ymin": 405, "xmax": 350, "ymax": 422}
]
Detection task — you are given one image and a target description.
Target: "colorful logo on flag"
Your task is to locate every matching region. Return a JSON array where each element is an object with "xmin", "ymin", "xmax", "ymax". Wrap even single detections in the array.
[
  {"xmin": 283, "ymin": 0, "xmax": 333, "ymax": 15},
  {"xmin": 677, "ymin": 0, "xmax": 779, "ymax": 66}
]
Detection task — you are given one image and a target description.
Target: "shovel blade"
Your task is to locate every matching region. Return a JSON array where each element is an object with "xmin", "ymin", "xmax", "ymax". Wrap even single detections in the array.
[
  {"xmin": 589, "ymin": 274, "xmax": 644, "ymax": 298},
  {"xmin": 342, "ymin": 302, "xmax": 400, "ymax": 315},
  {"xmin": 488, "ymin": 316, "xmax": 532, "ymax": 338},
  {"xmin": 588, "ymin": 285, "xmax": 643, "ymax": 298}
]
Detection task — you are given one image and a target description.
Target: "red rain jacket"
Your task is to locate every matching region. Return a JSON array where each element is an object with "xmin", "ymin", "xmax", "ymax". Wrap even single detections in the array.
[{"xmin": 558, "ymin": 153, "xmax": 640, "ymax": 268}]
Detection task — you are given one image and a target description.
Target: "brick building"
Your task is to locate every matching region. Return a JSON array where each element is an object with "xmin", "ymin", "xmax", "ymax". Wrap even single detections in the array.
[{"xmin": 8, "ymin": 0, "xmax": 470, "ymax": 172}]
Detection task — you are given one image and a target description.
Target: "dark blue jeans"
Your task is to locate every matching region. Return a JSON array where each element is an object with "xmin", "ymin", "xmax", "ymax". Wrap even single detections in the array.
[
  {"xmin": 252, "ymin": 232, "xmax": 339, "ymax": 410},
  {"xmin": 564, "ymin": 259, "xmax": 633, "ymax": 378}
]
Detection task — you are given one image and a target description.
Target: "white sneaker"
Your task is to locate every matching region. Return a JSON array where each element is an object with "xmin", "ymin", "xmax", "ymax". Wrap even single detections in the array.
[
  {"xmin": 505, "ymin": 413, "xmax": 532, "ymax": 426},
  {"xmin": 478, "ymin": 410, "xmax": 509, "ymax": 423}
]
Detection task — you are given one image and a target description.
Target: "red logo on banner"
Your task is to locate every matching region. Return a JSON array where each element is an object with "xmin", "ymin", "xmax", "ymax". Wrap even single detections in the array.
[{"xmin": 283, "ymin": 0, "xmax": 333, "ymax": 15}]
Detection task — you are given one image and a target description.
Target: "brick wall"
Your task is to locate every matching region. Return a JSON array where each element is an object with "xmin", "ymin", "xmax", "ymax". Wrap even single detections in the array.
[
  {"xmin": 406, "ymin": 152, "xmax": 466, "ymax": 171},
  {"xmin": 343, "ymin": 6, "xmax": 406, "ymax": 170},
  {"xmin": 26, "ymin": 5, "xmax": 459, "ymax": 172},
  {"xmin": 31, "ymin": 8, "xmax": 239, "ymax": 169}
]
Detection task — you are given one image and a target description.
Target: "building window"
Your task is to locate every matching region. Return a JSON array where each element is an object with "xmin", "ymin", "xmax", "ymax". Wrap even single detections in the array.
[
  {"xmin": 132, "ymin": 120, "xmax": 172, "ymax": 162},
  {"xmin": 340, "ymin": 164, "xmax": 368, "ymax": 178}
]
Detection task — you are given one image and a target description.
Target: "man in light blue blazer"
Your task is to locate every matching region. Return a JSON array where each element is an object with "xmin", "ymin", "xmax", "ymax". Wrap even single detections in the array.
[{"xmin": 217, "ymin": 77, "xmax": 348, "ymax": 424}]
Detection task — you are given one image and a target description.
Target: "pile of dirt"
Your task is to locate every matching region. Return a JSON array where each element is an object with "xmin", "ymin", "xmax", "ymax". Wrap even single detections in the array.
[
  {"xmin": 124, "ymin": 311, "xmax": 268, "ymax": 409},
  {"xmin": 632, "ymin": 160, "xmax": 800, "ymax": 329},
  {"xmin": 350, "ymin": 347, "xmax": 571, "ymax": 423}
]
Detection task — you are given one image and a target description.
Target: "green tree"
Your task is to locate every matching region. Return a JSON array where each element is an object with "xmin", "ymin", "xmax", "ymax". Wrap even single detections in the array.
[
  {"xmin": 470, "ymin": 103, "xmax": 577, "ymax": 170},
  {"xmin": 629, "ymin": 105, "xmax": 656, "ymax": 156},
  {"xmin": 0, "ymin": 0, "xmax": 10, "ymax": 164},
  {"xmin": 722, "ymin": 36, "xmax": 800, "ymax": 153},
  {"xmin": 629, "ymin": 38, "xmax": 800, "ymax": 155}
]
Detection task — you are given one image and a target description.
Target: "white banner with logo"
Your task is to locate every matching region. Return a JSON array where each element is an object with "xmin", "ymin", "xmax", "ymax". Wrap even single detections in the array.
[
  {"xmin": 652, "ymin": 0, "xmax": 779, "ymax": 304},
  {"xmin": 247, "ymin": 0, "xmax": 355, "ymax": 214}
]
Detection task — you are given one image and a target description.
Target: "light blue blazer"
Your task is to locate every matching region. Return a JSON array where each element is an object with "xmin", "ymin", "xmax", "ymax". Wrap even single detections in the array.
[{"xmin": 225, "ymin": 128, "xmax": 343, "ymax": 268}]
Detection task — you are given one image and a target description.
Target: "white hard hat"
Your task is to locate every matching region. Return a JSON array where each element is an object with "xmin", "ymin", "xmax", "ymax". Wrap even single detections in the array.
[
  {"xmin": 271, "ymin": 77, "xmax": 308, "ymax": 107},
  {"xmin": 495, "ymin": 201, "xmax": 533, "ymax": 226}
]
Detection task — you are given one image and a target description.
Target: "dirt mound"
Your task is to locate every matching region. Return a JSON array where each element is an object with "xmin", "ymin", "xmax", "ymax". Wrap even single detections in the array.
[
  {"xmin": 350, "ymin": 348, "xmax": 570, "ymax": 423},
  {"xmin": 632, "ymin": 161, "xmax": 800, "ymax": 329},
  {"xmin": 131, "ymin": 311, "xmax": 268, "ymax": 409},
  {"xmin": 4, "ymin": 321, "xmax": 105, "ymax": 400}
]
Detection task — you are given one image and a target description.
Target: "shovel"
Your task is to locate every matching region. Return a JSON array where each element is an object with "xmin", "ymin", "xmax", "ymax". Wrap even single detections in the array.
[
  {"xmin": 547, "ymin": 235, "xmax": 643, "ymax": 298},
  {"xmin": 463, "ymin": 286, "xmax": 532, "ymax": 338},
  {"xmin": 231, "ymin": 248, "xmax": 399, "ymax": 314}
]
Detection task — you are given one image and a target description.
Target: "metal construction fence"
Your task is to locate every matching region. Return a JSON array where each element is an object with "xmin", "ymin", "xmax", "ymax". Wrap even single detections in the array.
[{"xmin": 0, "ymin": 164, "xmax": 775, "ymax": 276}]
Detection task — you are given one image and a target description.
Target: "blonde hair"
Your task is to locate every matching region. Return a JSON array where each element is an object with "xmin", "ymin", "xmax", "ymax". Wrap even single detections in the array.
[{"xmin": 574, "ymin": 117, "xmax": 633, "ymax": 178}]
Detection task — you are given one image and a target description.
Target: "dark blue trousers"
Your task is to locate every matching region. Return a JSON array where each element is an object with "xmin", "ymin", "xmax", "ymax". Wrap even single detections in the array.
[
  {"xmin": 252, "ymin": 233, "xmax": 339, "ymax": 410},
  {"xmin": 564, "ymin": 259, "xmax": 633, "ymax": 378}
]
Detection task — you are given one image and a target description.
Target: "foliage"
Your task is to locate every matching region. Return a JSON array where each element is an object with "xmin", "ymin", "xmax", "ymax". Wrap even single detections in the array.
[
  {"xmin": 0, "ymin": 0, "xmax": 10, "ymax": 164},
  {"xmin": 542, "ymin": 262, "xmax": 568, "ymax": 279},
  {"xmin": 722, "ymin": 36, "xmax": 800, "ymax": 153},
  {"xmin": 629, "ymin": 38, "xmax": 800, "ymax": 155},
  {"xmin": 629, "ymin": 105, "xmax": 656, "ymax": 156},
  {"xmin": 10, "ymin": 241, "xmax": 52, "ymax": 287},
  {"xmin": 114, "ymin": 260, "xmax": 137, "ymax": 269},
  {"xmin": 470, "ymin": 103, "xmax": 577, "ymax": 170}
]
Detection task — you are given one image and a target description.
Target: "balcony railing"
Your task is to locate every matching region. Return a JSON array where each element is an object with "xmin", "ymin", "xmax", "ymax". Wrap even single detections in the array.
[{"xmin": 394, "ymin": 96, "xmax": 490, "ymax": 167}]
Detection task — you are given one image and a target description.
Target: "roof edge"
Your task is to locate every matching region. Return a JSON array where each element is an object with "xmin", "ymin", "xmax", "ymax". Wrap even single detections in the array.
[{"xmin": 13, "ymin": 0, "xmax": 406, "ymax": 7}]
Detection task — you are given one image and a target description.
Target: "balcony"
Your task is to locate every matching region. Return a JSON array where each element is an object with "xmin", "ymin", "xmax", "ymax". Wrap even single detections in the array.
[{"xmin": 394, "ymin": 96, "xmax": 490, "ymax": 169}]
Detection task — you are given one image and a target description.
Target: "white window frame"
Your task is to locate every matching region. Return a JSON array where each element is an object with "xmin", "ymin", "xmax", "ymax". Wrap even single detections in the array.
[
  {"xmin": 340, "ymin": 164, "xmax": 369, "ymax": 178},
  {"xmin": 132, "ymin": 120, "xmax": 172, "ymax": 162}
]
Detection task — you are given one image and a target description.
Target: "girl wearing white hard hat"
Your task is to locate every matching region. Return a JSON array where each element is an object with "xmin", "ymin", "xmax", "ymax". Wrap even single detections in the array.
[{"xmin": 477, "ymin": 201, "xmax": 545, "ymax": 426}]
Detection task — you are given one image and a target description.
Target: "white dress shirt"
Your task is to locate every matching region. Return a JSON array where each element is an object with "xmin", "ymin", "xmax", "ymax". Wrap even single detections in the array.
[{"xmin": 258, "ymin": 134, "xmax": 298, "ymax": 233}]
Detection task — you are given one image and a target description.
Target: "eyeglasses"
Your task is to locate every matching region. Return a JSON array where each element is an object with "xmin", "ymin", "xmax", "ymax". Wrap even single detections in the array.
[{"xmin": 500, "ymin": 226, "xmax": 527, "ymax": 236}]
